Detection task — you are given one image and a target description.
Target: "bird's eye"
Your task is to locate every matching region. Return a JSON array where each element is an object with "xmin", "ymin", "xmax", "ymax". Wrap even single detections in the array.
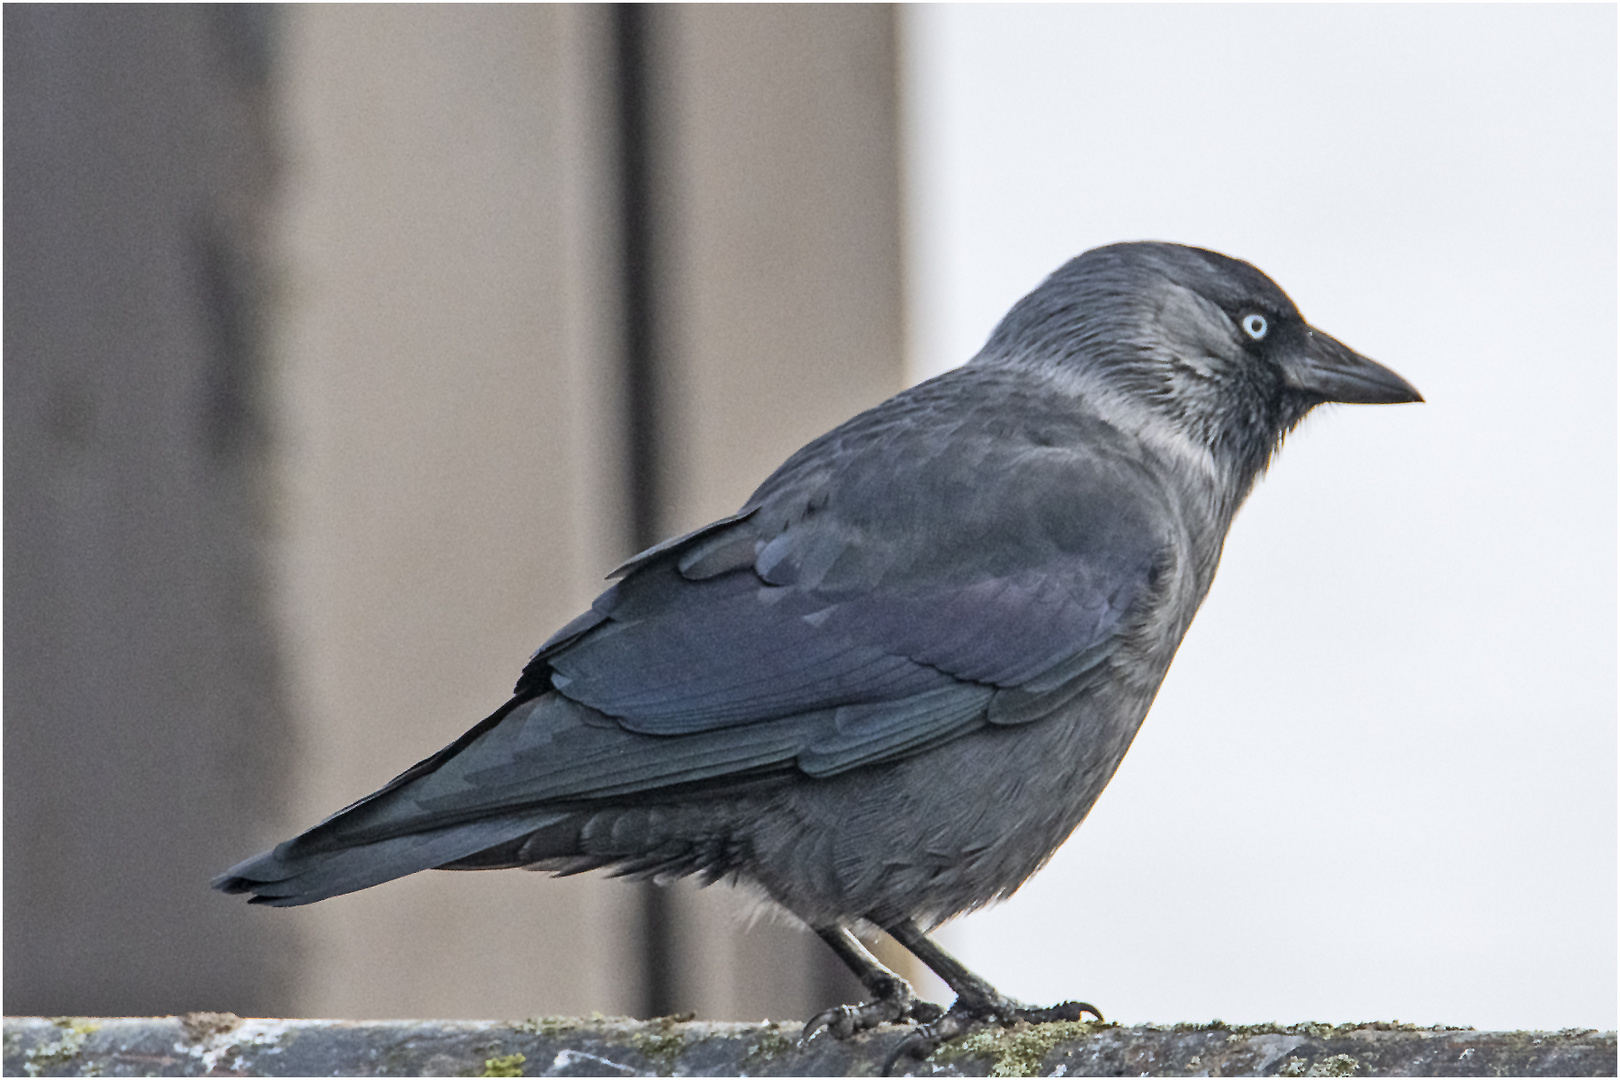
[{"xmin": 1241, "ymin": 313, "xmax": 1269, "ymax": 341}]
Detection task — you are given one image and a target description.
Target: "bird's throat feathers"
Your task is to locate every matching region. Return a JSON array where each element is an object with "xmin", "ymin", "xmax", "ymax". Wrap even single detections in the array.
[{"xmin": 971, "ymin": 349, "xmax": 1284, "ymax": 529}]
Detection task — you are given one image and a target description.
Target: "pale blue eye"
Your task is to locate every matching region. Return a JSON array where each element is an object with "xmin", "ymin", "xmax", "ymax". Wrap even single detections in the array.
[{"xmin": 1241, "ymin": 313, "xmax": 1268, "ymax": 340}]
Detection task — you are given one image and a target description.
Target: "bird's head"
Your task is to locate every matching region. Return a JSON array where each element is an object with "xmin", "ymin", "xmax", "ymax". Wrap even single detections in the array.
[{"xmin": 975, "ymin": 241, "xmax": 1422, "ymax": 490}]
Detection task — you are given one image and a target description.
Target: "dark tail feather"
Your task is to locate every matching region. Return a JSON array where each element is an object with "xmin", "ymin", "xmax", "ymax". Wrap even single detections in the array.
[
  {"xmin": 214, "ymin": 694, "xmax": 572, "ymax": 906},
  {"xmin": 212, "ymin": 809, "xmax": 568, "ymax": 906},
  {"xmin": 269, "ymin": 693, "xmax": 538, "ymax": 862}
]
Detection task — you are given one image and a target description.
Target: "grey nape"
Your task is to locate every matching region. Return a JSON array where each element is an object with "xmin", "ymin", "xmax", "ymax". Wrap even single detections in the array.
[{"xmin": 215, "ymin": 241, "xmax": 1421, "ymax": 1069}]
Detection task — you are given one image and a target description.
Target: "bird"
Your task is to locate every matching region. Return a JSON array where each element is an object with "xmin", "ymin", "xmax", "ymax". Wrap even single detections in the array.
[{"xmin": 216, "ymin": 241, "xmax": 1421, "ymax": 1068}]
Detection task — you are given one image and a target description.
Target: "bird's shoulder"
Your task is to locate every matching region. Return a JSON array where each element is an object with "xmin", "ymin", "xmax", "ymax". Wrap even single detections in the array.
[
  {"xmin": 743, "ymin": 365, "xmax": 1182, "ymax": 592},
  {"xmin": 523, "ymin": 367, "xmax": 1183, "ymax": 719}
]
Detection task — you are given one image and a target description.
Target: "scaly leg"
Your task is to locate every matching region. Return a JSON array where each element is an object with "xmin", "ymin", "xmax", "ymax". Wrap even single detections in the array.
[{"xmin": 801, "ymin": 925, "xmax": 945, "ymax": 1040}]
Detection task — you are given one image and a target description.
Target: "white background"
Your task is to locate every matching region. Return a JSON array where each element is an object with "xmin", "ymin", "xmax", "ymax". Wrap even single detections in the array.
[{"xmin": 901, "ymin": 5, "xmax": 1616, "ymax": 1031}]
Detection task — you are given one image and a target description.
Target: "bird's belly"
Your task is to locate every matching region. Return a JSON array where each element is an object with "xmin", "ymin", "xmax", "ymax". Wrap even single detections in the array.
[{"xmin": 730, "ymin": 684, "xmax": 1157, "ymax": 928}]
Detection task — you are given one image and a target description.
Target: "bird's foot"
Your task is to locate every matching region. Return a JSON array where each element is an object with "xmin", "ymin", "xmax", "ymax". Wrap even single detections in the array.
[
  {"xmin": 882, "ymin": 996, "xmax": 1102, "ymax": 1075},
  {"xmin": 802, "ymin": 975, "xmax": 945, "ymax": 1042}
]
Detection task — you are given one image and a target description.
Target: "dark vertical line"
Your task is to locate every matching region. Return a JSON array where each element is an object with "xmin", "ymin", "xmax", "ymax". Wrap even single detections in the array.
[
  {"xmin": 612, "ymin": 2, "xmax": 678, "ymax": 1021},
  {"xmin": 615, "ymin": 4, "xmax": 661, "ymax": 555}
]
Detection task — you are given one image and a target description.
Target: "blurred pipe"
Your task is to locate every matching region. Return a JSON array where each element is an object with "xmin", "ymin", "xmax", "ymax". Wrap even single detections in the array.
[{"xmin": 611, "ymin": 1, "xmax": 678, "ymax": 1022}]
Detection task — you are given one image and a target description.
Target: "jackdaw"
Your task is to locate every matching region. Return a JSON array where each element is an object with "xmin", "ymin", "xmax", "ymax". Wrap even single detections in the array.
[{"xmin": 216, "ymin": 241, "xmax": 1420, "ymax": 1065}]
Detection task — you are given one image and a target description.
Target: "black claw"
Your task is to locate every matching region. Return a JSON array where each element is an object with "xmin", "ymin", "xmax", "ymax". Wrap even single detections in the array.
[
  {"xmin": 802, "ymin": 986, "xmax": 920, "ymax": 1043},
  {"xmin": 802, "ymin": 1003, "xmax": 858, "ymax": 1041},
  {"xmin": 883, "ymin": 1034, "xmax": 929, "ymax": 1076},
  {"xmin": 800, "ymin": 1007, "xmax": 837, "ymax": 1042},
  {"xmin": 1012, "ymin": 999, "xmax": 1103, "ymax": 1024},
  {"xmin": 883, "ymin": 1008, "xmax": 974, "ymax": 1074}
]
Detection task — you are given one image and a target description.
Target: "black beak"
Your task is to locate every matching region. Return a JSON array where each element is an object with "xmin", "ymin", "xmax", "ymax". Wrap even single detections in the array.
[{"xmin": 1283, "ymin": 327, "xmax": 1424, "ymax": 405}]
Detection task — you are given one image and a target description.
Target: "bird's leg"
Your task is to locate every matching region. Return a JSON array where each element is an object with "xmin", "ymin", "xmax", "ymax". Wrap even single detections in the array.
[
  {"xmin": 881, "ymin": 919, "xmax": 1101, "ymax": 1073},
  {"xmin": 802, "ymin": 925, "xmax": 945, "ymax": 1040}
]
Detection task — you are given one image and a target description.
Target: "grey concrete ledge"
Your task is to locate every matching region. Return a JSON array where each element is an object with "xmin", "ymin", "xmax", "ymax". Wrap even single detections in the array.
[{"xmin": 4, "ymin": 1014, "xmax": 1615, "ymax": 1077}]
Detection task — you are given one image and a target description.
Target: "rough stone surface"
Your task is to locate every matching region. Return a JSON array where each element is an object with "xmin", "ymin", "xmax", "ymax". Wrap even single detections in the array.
[{"xmin": 3, "ymin": 1015, "xmax": 1614, "ymax": 1077}]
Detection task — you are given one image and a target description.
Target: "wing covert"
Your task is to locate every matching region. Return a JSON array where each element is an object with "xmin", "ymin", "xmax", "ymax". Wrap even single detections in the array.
[{"xmin": 520, "ymin": 374, "xmax": 1173, "ymax": 789}]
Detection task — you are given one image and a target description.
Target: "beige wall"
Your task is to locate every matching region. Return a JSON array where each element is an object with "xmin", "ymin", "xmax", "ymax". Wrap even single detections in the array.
[
  {"xmin": 652, "ymin": 6, "xmax": 907, "ymax": 530},
  {"xmin": 268, "ymin": 4, "xmax": 906, "ymax": 1022},
  {"xmin": 266, "ymin": 5, "xmax": 641, "ymax": 1019}
]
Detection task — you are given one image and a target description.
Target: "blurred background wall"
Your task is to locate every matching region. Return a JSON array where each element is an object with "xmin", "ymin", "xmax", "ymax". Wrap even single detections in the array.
[
  {"xmin": 5, "ymin": 4, "xmax": 297, "ymax": 1017},
  {"xmin": 5, "ymin": 3, "xmax": 904, "ymax": 1021}
]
